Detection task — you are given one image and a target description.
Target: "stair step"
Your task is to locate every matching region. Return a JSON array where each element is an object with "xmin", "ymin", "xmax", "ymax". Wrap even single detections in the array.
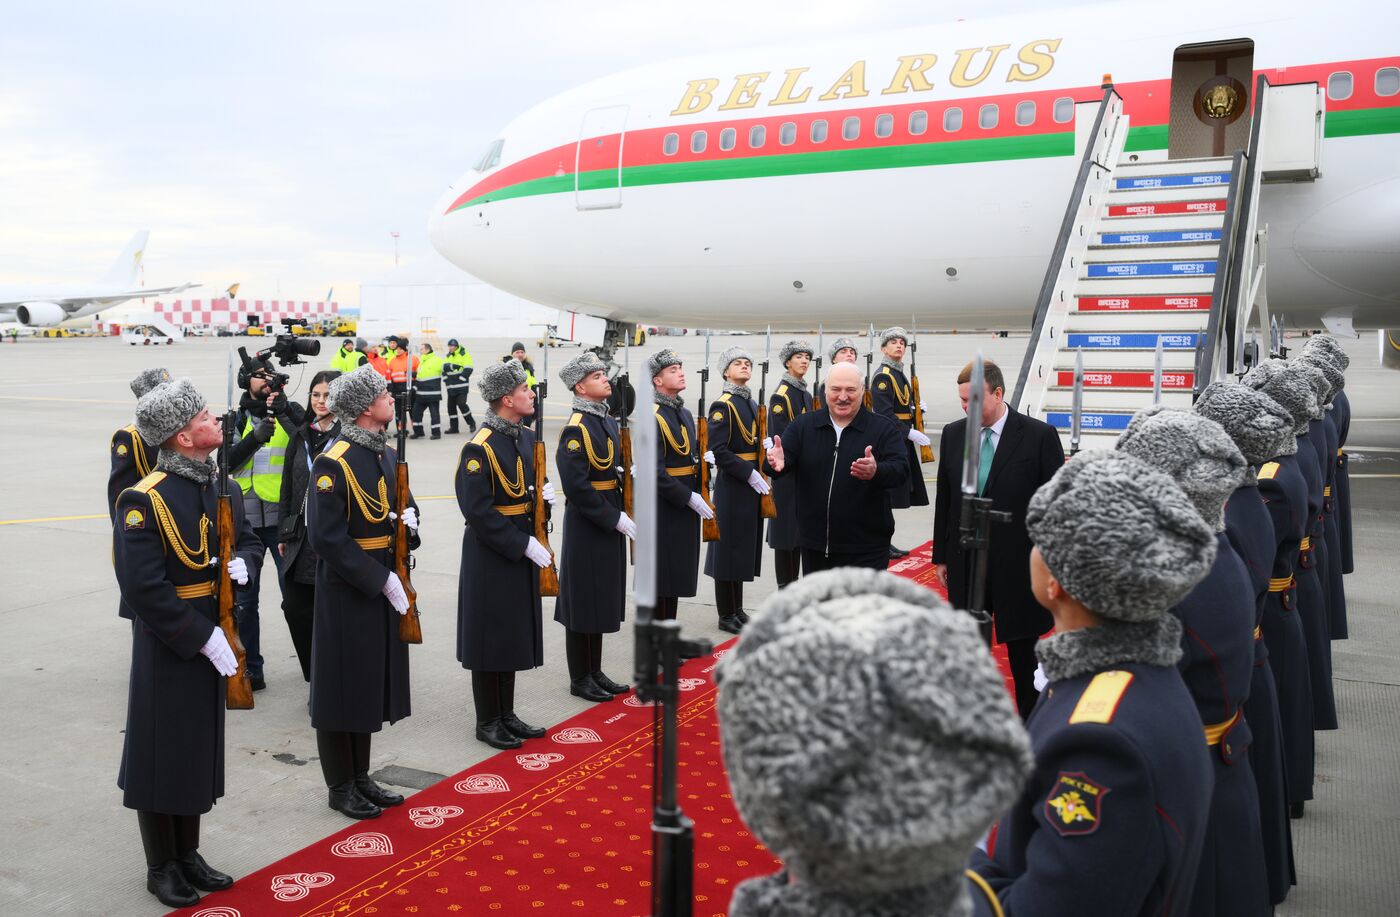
[
  {"xmin": 1065, "ymin": 312, "xmax": 1209, "ymax": 333},
  {"xmin": 1045, "ymin": 410, "xmax": 1136, "ymax": 432},
  {"xmin": 1106, "ymin": 197, "xmax": 1228, "ymax": 215},
  {"xmin": 1047, "ymin": 351, "xmax": 1196, "ymax": 371},
  {"xmin": 1047, "ymin": 390, "xmax": 1197, "ymax": 411},
  {"xmin": 1084, "ymin": 259, "xmax": 1217, "ymax": 279},
  {"xmin": 1076, "ymin": 294, "xmax": 1212, "ymax": 312},
  {"xmin": 1055, "ymin": 430, "xmax": 1121, "ymax": 454},
  {"xmin": 1098, "ymin": 214, "xmax": 1225, "ymax": 234},
  {"xmin": 1097, "ymin": 229, "xmax": 1222, "ymax": 246},
  {"xmin": 1073, "ymin": 276, "xmax": 1216, "ymax": 295},
  {"xmin": 1112, "ymin": 171, "xmax": 1231, "ymax": 191},
  {"xmin": 1113, "ymin": 157, "xmax": 1233, "ymax": 175},
  {"xmin": 1062, "ymin": 330, "xmax": 1201, "ymax": 350},
  {"xmin": 1052, "ymin": 369, "xmax": 1195, "ymax": 389}
]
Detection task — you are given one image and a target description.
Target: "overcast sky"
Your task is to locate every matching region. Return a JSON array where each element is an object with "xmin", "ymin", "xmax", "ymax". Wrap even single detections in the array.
[{"xmin": 0, "ymin": 1, "xmax": 1041, "ymax": 304}]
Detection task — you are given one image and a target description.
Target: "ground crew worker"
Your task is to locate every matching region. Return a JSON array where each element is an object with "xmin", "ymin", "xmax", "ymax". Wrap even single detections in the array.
[
  {"xmin": 366, "ymin": 341, "xmax": 390, "ymax": 380},
  {"xmin": 306, "ymin": 365, "xmax": 417, "ymax": 820},
  {"xmin": 410, "ymin": 342, "xmax": 444, "ymax": 439},
  {"xmin": 113, "ymin": 378, "xmax": 263, "ymax": 908},
  {"xmin": 109, "ymin": 367, "xmax": 171, "ymax": 521},
  {"xmin": 1195, "ymin": 381, "xmax": 1300, "ymax": 905},
  {"xmin": 967, "ymin": 450, "xmax": 1215, "ymax": 916},
  {"xmin": 871, "ymin": 327, "xmax": 930, "ymax": 558},
  {"xmin": 330, "ymin": 339, "xmax": 361, "ymax": 373},
  {"xmin": 1118, "ymin": 407, "xmax": 1271, "ymax": 917},
  {"xmin": 648, "ymin": 349, "xmax": 711, "ymax": 621},
  {"xmin": 456, "ymin": 360, "xmax": 554, "ymax": 750},
  {"xmin": 765, "ymin": 340, "xmax": 813, "ymax": 588},
  {"xmin": 705, "ymin": 346, "xmax": 767, "ymax": 634},
  {"xmin": 814, "ymin": 336, "xmax": 858, "ymax": 409},
  {"xmin": 384, "ymin": 336, "xmax": 418, "ymax": 403},
  {"xmin": 555, "ymin": 352, "xmax": 634, "ymax": 702},
  {"xmin": 443, "ymin": 337, "xmax": 477, "ymax": 434},
  {"xmin": 503, "ymin": 342, "xmax": 538, "ymax": 388}
]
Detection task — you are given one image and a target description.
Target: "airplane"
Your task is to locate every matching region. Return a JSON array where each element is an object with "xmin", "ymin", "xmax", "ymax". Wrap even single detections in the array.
[
  {"xmin": 428, "ymin": 0, "xmax": 1400, "ymax": 352},
  {"xmin": 0, "ymin": 231, "xmax": 200, "ymax": 327}
]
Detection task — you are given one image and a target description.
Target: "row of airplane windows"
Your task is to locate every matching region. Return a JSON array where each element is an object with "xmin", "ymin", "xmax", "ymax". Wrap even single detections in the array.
[{"xmin": 660, "ymin": 68, "xmax": 1399, "ymax": 157}]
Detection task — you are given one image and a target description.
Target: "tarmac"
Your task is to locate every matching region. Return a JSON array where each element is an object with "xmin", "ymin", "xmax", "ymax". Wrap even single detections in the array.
[{"xmin": 0, "ymin": 330, "xmax": 1394, "ymax": 914}]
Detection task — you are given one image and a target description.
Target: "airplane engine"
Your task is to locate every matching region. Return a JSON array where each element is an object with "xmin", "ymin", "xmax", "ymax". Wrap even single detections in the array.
[{"xmin": 16, "ymin": 302, "xmax": 67, "ymax": 326}]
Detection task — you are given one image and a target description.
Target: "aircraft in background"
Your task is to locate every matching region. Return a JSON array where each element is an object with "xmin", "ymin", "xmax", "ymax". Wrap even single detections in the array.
[
  {"xmin": 428, "ymin": 0, "xmax": 1399, "ymax": 348},
  {"xmin": 0, "ymin": 231, "xmax": 199, "ymax": 327}
]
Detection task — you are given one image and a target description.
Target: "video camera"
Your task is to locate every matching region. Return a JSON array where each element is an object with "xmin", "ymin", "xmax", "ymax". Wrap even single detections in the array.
[{"xmin": 238, "ymin": 318, "xmax": 321, "ymax": 392}]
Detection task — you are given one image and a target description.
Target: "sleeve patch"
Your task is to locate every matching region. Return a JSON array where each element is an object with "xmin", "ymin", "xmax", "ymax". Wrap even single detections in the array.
[
  {"xmin": 315, "ymin": 474, "xmax": 335, "ymax": 493},
  {"xmin": 567, "ymin": 439, "xmax": 581, "ymax": 451},
  {"xmin": 123, "ymin": 507, "xmax": 145, "ymax": 530},
  {"xmin": 712, "ymin": 411, "xmax": 724, "ymax": 422},
  {"xmin": 1045, "ymin": 772, "xmax": 1109, "ymax": 836},
  {"xmin": 465, "ymin": 457, "xmax": 482, "ymax": 474},
  {"xmin": 772, "ymin": 404, "xmax": 783, "ymax": 414},
  {"xmin": 877, "ymin": 381, "xmax": 888, "ymax": 390},
  {"xmin": 115, "ymin": 443, "xmax": 129, "ymax": 456}
]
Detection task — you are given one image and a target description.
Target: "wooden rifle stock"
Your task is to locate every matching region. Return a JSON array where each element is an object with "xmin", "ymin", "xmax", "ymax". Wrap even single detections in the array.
[
  {"xmin": 217, "ymin": 487, "xmax": 254, "ymax": 710},
  {"xmin": 911, "ymin": 376, "xmax": 935, "ymax": 464},
  {"xmin": 395, "ymin": 460, "xmax": 422, "ymax": 644},
  {"xmin": 697, "ymin": 415, "xmax": 720, "ymax": 541},
  {"xmin": 533, "ymin": 438, "xmax": 560, "ymax": 596},
  {"xmin": 756, "ymin": 406, "xmax": 777, "ymax": 519},
  {"xmin": 620, "ymin": 425, "xmax": 635, "ymax": 562}
]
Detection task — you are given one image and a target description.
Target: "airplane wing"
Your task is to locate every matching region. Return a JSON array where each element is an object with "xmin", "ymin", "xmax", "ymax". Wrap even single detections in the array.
[{"xmin": 0, "ymin": 282, "xmax": 200, "ymax": 311}]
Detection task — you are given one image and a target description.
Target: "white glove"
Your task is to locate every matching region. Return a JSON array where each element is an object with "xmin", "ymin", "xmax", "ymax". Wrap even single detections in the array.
[
  {"xmin": 199, "ymin": 627, "xmax": 238, "ymax": 677},
  {"xmin": 687, "ymin": 492, "xmax": 715, "ymax": 520},
  {"xmin": 746, "ymin": 470, "xmax": 770, "ymax": 495},
  {"xmin": 907, "ymin": 428, "xmax": 931, "ymax": 448},
  {"xmin": 541, "ymin": 481, "xmax": 558, "ymax": 508},
  {"xmin": 525, "ymin": 536, "xmax": 552, "ymax": 568},
  {"xmin": 919, "ymin": 399, "xmax": 928, "ymax": 413},
  {"xmin": 615, "ymin": 513, "xmax": 637, "ymax": 540},
  {"xmin": 226, "ymin": 556, "xmax": 249, "ymax": 586},
  {"xmin": 703, "ymin": 450, "xmax": 715, "ymax": 466},
  {"xmin": 382, "ymin": 572, "xmax": 410, "ymax": 614},
  {"xmin": 1033, "ymin": 663, "xmax": 1048, "ymax": 693},
  {"xmin": 762, "ymin": 436, "xmax": 774, "ymax": 451},
  {"xmin": 389, "ymin": 507, "xmax": 419, "ymax": 531}
]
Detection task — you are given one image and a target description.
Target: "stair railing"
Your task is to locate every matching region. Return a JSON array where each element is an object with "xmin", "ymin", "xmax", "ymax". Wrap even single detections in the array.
[
  {"xmin": 1225, "ymin": 74, "xmax": 1272, "ymax": 377},
  {"xmin": 1192, "ymin": 150, "xmax": 1246, "ymax": 397}
]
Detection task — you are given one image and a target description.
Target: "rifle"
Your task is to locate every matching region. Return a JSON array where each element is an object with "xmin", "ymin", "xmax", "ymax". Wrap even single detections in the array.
[
  {"xmin": 1070, "ymin": 348, "xmax": 1085, "ymax": 457},
  {"xmin": 218, "ymin": 350, "xmax": 254, "ymax": 709},
  {"xmin": 697, "ymin": 335, "xmax": 720, "ymax": 542},
  {"xmin": 813, "ymin": 323, "xmax": 824, "ymax": 410},
  {"xmin": 756, "ymin": 326, "xmax": 777, "ymax": 520},
  {"xmin": 958, "ymin": 352, "xmax": 1008, "ymax": 626},
  {"xmin": 394, "ymin": 354, "xmax": 422, "ymax": 644},
  {"xmin": 863, "ymin": 323, "xmax": 875, "ymax": 410},
  {"xmin": 620, "ymin": 335, "xmax": 636, "ymax": 561},
  {"xmin": 910, "ymin": 317, "xmax": 935, "ymax": 464},
  {"xmin": 534, "ymin": 347, "xmax": 560, "ymax": 596}
]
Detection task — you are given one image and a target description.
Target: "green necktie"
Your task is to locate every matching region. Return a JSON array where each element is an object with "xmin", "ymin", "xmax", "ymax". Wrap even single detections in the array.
[{"xmin": 977, "ymin": 427, "xmax": 995, "ymax": 495}]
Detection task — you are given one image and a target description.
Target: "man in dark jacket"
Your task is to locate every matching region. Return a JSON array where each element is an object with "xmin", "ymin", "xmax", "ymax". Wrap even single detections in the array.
[
  {"xmin": 932, "ymin": 358, "xmax": 1063, "ymax": 717},
  {"xmin": 765, "ymin": 362, "xmax": 908, "ymax": 573}
]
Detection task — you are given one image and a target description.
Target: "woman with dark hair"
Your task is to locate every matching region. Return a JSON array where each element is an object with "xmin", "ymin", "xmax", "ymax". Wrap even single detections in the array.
[{"xmin": 277, "ymin": 370, "xmax": 342, "ymax": 683}]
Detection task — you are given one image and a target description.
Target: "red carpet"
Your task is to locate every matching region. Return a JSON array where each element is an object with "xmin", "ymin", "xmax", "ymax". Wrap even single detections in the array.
[{"xmin": 176, "ymin": 541, "xmax": 1010, "ymax": 917}]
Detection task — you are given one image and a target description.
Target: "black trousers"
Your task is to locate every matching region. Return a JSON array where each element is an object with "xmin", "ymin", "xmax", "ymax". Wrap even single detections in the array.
[
  {"xmin": 564, "ymin": 630, "xmax": 606, "ymax": 681},
  {"xmin": 316, "ymin": 730, "xmax": 371, "ymax": 787},
  {"xmin": 137, "ymin": 811, "xmax": 201, "ymax": 867},
  {"xmin": 471, "ymin": 671, "xmax": 517, "ymax": 723},
  {"xmin": 446, "ymin": 389, "xmax": 475, "ymax": 429},
  {"xmin": 773, "ymin": 548, "xmax": 801, "ymax": 588},
  {"xmin": 411, "ymin": 396, "xmax": 441, "ymax": 435},
  {"xmin": 976, "ymin": 620, "xmax": 1041, "ymax": 719},
  {"xmin": 715, "ymin": 580, "xmax": 744, "ymax": 618},
  {"xmin": 655, "ymin": 596, "xmax": 680, "ymax": 621},
  {"xmin": 800, "ymin": 547, "xmax": 889, "ymax": 575},
  {"xmin": 279, "ymin": 577, "xmax": 315, "ymax": 682}
]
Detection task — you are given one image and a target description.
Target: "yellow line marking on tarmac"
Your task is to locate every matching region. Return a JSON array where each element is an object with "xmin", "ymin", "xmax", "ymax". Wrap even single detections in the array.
[{"xmin": 0, "ymin": 513, "xmax": 108, "ymax": 526}]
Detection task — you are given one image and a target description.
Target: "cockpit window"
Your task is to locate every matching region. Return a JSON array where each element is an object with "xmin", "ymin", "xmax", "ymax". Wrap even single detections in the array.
[{"xmin": 474, "ymin": 139, "xmax": 505, "ymax": 172}]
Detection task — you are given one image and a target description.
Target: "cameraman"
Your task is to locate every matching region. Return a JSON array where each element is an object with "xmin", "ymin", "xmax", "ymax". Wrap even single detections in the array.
[{"xmin": 227, "ymin": 356, "xmax": 307, "ymax": 691}]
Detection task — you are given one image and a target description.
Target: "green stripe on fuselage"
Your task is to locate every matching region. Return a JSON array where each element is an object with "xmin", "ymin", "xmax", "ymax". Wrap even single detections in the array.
[{"xmin": 1325, "ymin": 106, "xmax": 1400, "ymax": 138}]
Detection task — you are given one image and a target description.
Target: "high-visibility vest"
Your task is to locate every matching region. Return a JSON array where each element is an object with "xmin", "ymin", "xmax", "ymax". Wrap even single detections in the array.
[
  {"xmin": 387, "ymin": 352, "xmax": 418, "ymax": 384},
  {"xmin": 367, "ymin": 351, "xmax": 390, "ymax": 380},
  {"xmin": 445, "ymin": 346, "xmax": 474, "ymax": 369},
  {"xmin": 417, "ymin": 352, "xmax": 445, "ymax": 396},
  {"xmin": 233, "ymin": 417, "xmax": 289, "ymax": 502},
  {"xmin": 330, "ymin": 346, "xmax": 357, "ymax": 373}
]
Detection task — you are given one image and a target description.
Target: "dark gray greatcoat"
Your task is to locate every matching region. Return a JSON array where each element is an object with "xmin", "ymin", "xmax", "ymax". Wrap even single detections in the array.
[
  {"xmin": 554, "ymin": 409, "xmax": 627, "ymax": 634},
  {"xmin": 109, "ymin": 424, "xmax": 158, "ymax": 621},
  {"xmin": 1293, "ymin": 431, "xmax": 1336, "ymax": 730},
  {"xmin": 653, "ymin": 401, "xmax": 701, "ymax": 598},
  {"xmin": 1333, "ymin": 390, "xmax": 1353, "ymax": 572},
  {"xmin": 704, "ymin": 391, "xmax": 764, "ymax": 582},
  {"xmin": 306, "ymin": 438, "xmax": 415, "ymax": 733},
  {"xmin": 1318, "ymin": 412, "xmax": 1347, "ymax": 639},
  {"xmin": 765, "ymin": 380, "xmax": 810, "ymax": 550},
  {"xmin": 114, "ymin": 469, "xmax": 262, "ymax": 815}
]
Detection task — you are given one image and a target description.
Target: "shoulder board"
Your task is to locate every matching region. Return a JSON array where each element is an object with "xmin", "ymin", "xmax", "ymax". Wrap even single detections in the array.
[
  {"xmin": 880, "ymin": 366, "xmax": 894, "ymax": 376},
  {"xmin": 776, "ymin": 384, "xmax": 787, "ymax": 395},
  {"xmin": 326, "ymin": 441, "xmax": 351, "ymax": 460},
  {"xmin": 1258, "ymin": 461, "xmax": 1280, "ymax": 480},
  {"xmin": 1068, "ymin": 670, "xmax": 1134, "ymax": 725},
  {"xmin": 653, "ymin": 403, "xmax": 663, "ymax": 415},
  {"xmin": 720, "ymin": 393, "xmax": 733, "ymax": 402},
  {"xmin": 121, "ymin": 424, "xmax": 138, "ymax": 436},
  {"xmin": 133, "ymin": 471, "xmax": 167, "ymax": 493},
  {"xmin": 470, "ymin": 428, "xmax": 492, "ymax": 446},
  {"xmin": 568, "ymin": 411, "xmax": 583, "ymax": 426}
]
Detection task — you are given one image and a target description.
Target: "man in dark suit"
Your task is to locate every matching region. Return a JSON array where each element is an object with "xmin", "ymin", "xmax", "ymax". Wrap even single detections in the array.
[{"xmin": 932, "ymin": 359, "xmax": 1063, "ymax": 716}]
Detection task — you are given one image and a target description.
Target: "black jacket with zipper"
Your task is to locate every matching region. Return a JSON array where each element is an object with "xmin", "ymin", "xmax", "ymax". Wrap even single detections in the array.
[{"xmin": 764, "ymin": 406, "xmax": 908, "ymax": 555}]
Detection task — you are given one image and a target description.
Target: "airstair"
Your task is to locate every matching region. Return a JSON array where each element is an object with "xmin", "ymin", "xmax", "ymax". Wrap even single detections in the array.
[
  {"xmin": 119, "ymin": 312, "xmax": 184, "ymax": 345},
  {"xmin": 1011, "ymin": 76, "xmax": 1324, "ymax": 452}
]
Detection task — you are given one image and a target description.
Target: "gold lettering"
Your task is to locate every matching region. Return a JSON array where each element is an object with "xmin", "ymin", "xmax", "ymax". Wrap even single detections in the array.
[
  {"xmin": 882, "ymin": 54, "xmax": 939, "ymax": 95},
  {"xmin": 771, "ymin": 67, "xmax": 813, "ymax": 106},
  {"xmin": 1007, "ymin": 39, "xmax": 1062, "ymax": 83},
  {"xmin": 949, "ymin": 45, "xmax": 1010, "ymax": 88},
  {"xmin": 719, "ymin": 72, "xmax": 770, "ymax": 111},
  {"xmin": 818, "ymin": 61, "xmax": 870, "ymax": 102},
  {"xmin": 671, "ymin": 78, "xmax": 720, "ymax": 117}
]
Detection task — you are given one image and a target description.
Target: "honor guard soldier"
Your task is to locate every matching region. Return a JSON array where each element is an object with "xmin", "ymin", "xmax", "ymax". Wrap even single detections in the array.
[
  {"xmin": 648, "ymin": 349, "xmax": 712, "ymax": 620},
  {"xmin": 765, "ymin": 340, "xmax": 813, "ymax": 588},
  {"xmin": 109, "ymin": 367, "xmax": 171, "ymax": 520},
  {"xmin": 456, "ymin": 360, "xmax": 555, "ymax": 749},
  {"xmin": 1195, "ymin": 382, "xmax": 1300, "ymax": 904},
  {"xmin": 968, "ymin": 450, "xmax": 1215, "ymax": 917},
  {"xmin": 1118, "ymin": 407, "xmax": 1271, "ymax": 917},
  {"xmin": 814, "ymin": 336, "xmax": 858, "ymax": 409},
  {"xmin": 1299, "ymin": 336, "xmax": 1353, "ymax": 576},
  {"xmin": 705, "ymin": 346, "xmax": 768, "ymax": 634},
  {"xmin": 555, "ymin": 352, "xmax": 635, "ymax": 702},
  {"xmin": 1295, "ymin": 348, "xmax": 1348, "ymax": 640},
  {"xmin": 871, "ymin": 327, "xmax": 929, "ymax": 557},
  {"xmin": 410, "ymin": 341, "xmax": 444, "ymax": 439},
  {"xmin": 443, "ymin": 337, "xmax": 477, "ymax": 434},
  {"xmin": 113, "ymin": 378, "xmax": 263, "ymax": 908},
  {"xmin": 307, "ymin": 365, "xmax": 418, "ymax": 820}
]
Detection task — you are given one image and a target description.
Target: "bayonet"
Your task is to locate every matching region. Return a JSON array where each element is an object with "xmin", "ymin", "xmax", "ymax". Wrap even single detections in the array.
[
  {"xmin": 1152, "ymin": 337, "xmax": 1164, "ymax": 407},
  {"xmin": 1070, "ymin": 348, "xmax": 1084, "ymax": 456},
  {"xmin": 634, "ymin": 380, "xmax": 657, "ymax": 608},
  {"xmin": 962, "ymin": 352, "xmax": 985, "ymax": 496}
]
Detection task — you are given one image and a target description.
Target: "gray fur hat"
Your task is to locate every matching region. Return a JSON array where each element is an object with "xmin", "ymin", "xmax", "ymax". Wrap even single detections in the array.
[
  {"xmin": 479, "ymin": 358, "xmax": 528, "ymax": 402},
  {"xmin": 129, "ymin": 367, "xmax": 172, "ymax": 399},
  {"xmin": 828, "ymin": 336, "xmax": 858, "ymax": 362},
  {"xmin": 647, "ymin": 348, "xmax": 682, "ymax": 379},
  {"xmin": 135, "ymin": 378, "xmax": 206, "ymax": 446},
  {"xmin": 779, "ymin": 339, "xmax": 814, "ymax": 367},
  {"xmin": 1027, "ymin": 450, "xmax": 1217, "ymax": 621},
  {"xmin": 879, "ymin": 326, "xmax": 909, "ymax": 348},
  {"xmin": 1193, "ymin": 381, "xmax": 1298, "ymax": 467},
  {"xmin": 718, "ymin": 568, "xmax": 1032, "ymax": 897},
  {"xmin": 1300, "ymin": 334, "xmax": 1351, "ymax": 371},
  {"xmin": 1117, "ymin": 406, "xmax": 1246, "ymax": 533},
  {"xmin": 1242, "ymin": 359, "xmax": 1322, "ymax": 434},
  {"xmin": 1295, "ymin": 352, "xmax": 1343, "ymax": 404},
  {"xmin": 718, "ymin": 345, "xmax": 753, "ymax": 377},
  {"xmin": 327, "ymin": 364, "xmax": 388, "ymax": 422},
  {"xmin": 559, "ymin": 352, "xmax": 606, "ymax": 390}
]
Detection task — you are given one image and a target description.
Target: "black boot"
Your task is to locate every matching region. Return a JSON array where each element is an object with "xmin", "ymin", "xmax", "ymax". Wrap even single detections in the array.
[
  {"xmin": 328, "ymin": 781, "xmax": 382, "ymax": 820},
  {"xmin": 734, "ymin": 608, "xmax": 750, "ymax": 625},
  {"xmin": 1289, "ymin": 800, "xmax": 1305, "ymax": 819},
  {"xmin": 717, "ymin": 614, "xmax": 743, "ymax": 634},
  {"xmin": 500, "ymin": 711, "xmax": 546, "ymax": 739},
  {"xmin": 888, "ymin": 545, "xmax": 910, "ymax": 559},
  {"xmin": 591, "ymin": 671, "xmax": 629, "ymax": 695},
  {"xmin": 410, "ymin": 431, "xmax": 425, "ymax": 439},
  {"xmin": 354, "ymin": 774, "xmax": 404, "ymax": 808},
  {"xmin": 570, "ymin": 675, "xmax": 614, "ymax": 703},
  {"xmin": 447, "ymin": 422, "xmax": 459, "ymax": 434},
  {"xmin": 476, "ymin": 717, "xmax": 524, "ymax": 749},
  {"xmin": 467, "ymin": 416, "xmax": 477, "ymax": 432},
  {"xmin": 146, "ymin": 861, "xmax": 200, "ymax": 908},
  {"xmin": 176, "ymin": 850, "xmax": 234, "ymax": 891}
]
